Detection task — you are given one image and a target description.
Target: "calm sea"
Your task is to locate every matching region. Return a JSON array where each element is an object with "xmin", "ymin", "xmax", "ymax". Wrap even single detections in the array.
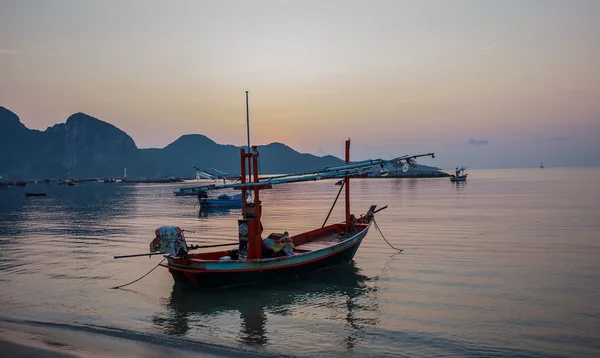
[{"xmin": 1, "ymin": 168, "xmax": 599, "ymax": 357}]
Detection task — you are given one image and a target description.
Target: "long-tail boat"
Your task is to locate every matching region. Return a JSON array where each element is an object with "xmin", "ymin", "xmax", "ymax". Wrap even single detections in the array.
[{"xmin": 120, "ymin": 92, "xmax": 435, "ymax": 289}]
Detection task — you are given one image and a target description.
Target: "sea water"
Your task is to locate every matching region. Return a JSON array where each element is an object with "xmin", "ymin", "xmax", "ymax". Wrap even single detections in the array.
[{"xmin": 0, "ymin": 168, "xmax": 599, "ymax": 357}]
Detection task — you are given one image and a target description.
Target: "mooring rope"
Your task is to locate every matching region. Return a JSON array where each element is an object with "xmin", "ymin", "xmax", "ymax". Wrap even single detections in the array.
[
  {"xmin": 111, "ymin": 257, "xmax": 166, "ymax": 289},
  {"xmin": 373, "ymin": 218, "xmax": 403, "ymax": 252}
]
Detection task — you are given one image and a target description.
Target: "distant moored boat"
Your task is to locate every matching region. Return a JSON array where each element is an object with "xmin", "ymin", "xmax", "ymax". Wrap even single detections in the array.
[
  {"xmin": 450, "ymin": 166, "xmax": 468, "ymax": 182},
  {"xmin": 198, "ymin": 191, "xmax": 249, "ymax": 209},
  {"xmin": 25, "ymin": 192, "xmax": 46, "ymax": 197}
]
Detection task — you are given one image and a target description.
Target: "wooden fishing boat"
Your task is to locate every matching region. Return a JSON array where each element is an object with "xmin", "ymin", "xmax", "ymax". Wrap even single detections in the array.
[
  {"xmin": 116, "ymin": 92, "xmax": 435, "ymax": 290},
  {"xmin": 164, "ymin": 212, "xmax": 375, "ymax": 288}
]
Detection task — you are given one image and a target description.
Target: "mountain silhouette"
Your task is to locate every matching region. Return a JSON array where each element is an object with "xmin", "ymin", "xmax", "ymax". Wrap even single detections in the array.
[{"xmin": 0, "ymin": 107, "xmax": 343, "ymax": 178}]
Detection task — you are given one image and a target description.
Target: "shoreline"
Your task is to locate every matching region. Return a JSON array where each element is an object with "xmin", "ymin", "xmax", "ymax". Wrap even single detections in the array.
[{"xmin": 0, "ymin": 319, "xmax": 274, "ymax": 358}]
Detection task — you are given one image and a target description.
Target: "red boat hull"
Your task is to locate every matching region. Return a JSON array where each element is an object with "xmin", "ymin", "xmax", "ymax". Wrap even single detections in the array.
[
  {"xmin": 169, "ymin": 240, "xmax": 363, "ymax": 288},
  {"xmin": 163, "ymin": 222, "xmax": 371, "ymax": 289}
]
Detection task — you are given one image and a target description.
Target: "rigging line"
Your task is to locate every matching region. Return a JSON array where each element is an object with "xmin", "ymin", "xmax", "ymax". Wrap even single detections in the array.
[
  {"xmin": 322, "ymin": 180, "xmax": 345, "ymax": 228},
  {"xmin": 111, "ymin": 257, "xmax": 166, "ymax": 289},
  {"xmin": 373, "ymin": 218, "xmax": 403, "ymax": 252}
]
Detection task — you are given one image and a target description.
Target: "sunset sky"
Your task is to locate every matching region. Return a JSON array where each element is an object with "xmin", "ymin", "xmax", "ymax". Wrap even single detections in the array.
[{"xmin": 1, "ymin": 0, "xmax": 599, "ymax": 168}]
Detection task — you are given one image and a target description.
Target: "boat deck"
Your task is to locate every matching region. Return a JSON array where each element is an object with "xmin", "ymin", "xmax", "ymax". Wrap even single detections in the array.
[
  {"xmin": 294, "ymin": 233, "xmax": 351, "ymax": 253},
  {"xmin": 180, "ymin": 223, "xmax": 367, "ymax": 261}
]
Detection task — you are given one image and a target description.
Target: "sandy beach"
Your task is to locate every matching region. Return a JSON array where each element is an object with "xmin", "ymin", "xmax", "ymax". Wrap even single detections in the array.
[
  {"xmin": 0, "ymin": 321, "xmax": 231, "ymax": 358},
  {"xmin": 0, "ymin": 322, "xmax": 87, "ymax": 358},
  {"xmin": 0, "ymin": 339, "xmax": 77, "ymax": 358}
]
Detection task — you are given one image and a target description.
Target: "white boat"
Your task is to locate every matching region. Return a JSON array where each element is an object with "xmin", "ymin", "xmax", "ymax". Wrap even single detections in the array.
[{"xmin": 450, "ymin": 166, "xmax": 467, "ymax": 182}]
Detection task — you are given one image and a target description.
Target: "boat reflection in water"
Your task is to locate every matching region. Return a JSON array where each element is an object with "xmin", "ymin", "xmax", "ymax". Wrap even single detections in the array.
[
  {"xmin": 198, "ymin": 206, "xmax": 237, "ymax": 218},
  {"xmin": 151, "ymin": 262, "xmax": 378, "ymax": 349},
  {"xmin": 454, "ymin": 180, "xmax": 467, "ymax": 190}
]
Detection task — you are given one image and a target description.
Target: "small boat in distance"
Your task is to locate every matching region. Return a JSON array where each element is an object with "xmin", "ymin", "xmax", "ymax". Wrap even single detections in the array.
[
  {"xmin": 174, "ymin": 168, "xmax": 240, "ymax": 196},
  {"xmin": 24, "ymin": 193, "xmax": 47, "ymax": 197},
  {"xmin": 198, "ymin": 191, "xmax": 248, "ymax": 209},
  {"xmin": 58, "ymin": 179, "xmax": 76, "ymax": 186},
  {"xmin": 1, "ymin": 179, "xmax": 27, "ymax": 187},
  {"xmin": 175, "ymin": 186, "xmax": 214, "ymax": 196},
  {"xmin": 450, "ymin": 166, "xmax": 468, "ymax": 182}
]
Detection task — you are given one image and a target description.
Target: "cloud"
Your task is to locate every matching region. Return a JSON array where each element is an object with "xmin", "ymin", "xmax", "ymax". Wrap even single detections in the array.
[
  {"xmin": 0, "ymin": 49, "xmax": 19, "ymax": 55},
  {"xmin": 466, "ymin": 138, "xmax": 490, "ymax": 146},
  {"xmin": 480, "ymin": 43, "xmax": 498, "ymax": 51}
]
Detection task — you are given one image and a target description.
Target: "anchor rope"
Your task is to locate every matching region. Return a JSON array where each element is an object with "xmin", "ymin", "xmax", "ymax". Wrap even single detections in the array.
[
  {"xmin": 373, "ymin": 217, "xmax": 403, "ymax": 252},
  {"xmin": 111, "ymin": 257, "xmax": 166, "ymax": 289}
]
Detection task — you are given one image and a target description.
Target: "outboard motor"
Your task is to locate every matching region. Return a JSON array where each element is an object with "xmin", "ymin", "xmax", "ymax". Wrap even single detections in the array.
[{"xmin": 149, "ymin": 226, "xmax": 188, "ymax": 256}]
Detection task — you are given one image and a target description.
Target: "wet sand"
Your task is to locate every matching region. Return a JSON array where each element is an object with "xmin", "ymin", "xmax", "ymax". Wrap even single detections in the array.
[
  {"xmin": 0, "ymin": 339, "xmax": 77, "ymax": 358},
  {"xmin": 0, "ymin": 321, "xmax": 227, "ymax": 358}
]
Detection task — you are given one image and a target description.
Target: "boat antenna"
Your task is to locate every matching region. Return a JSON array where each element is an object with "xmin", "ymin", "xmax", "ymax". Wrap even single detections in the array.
[{"xmin": 245, "ymin": 90, "xmax": 251, "ymax": 152}]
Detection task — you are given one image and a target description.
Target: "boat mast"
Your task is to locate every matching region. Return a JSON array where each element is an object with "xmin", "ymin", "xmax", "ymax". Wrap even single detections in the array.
[
  {"xmin": 245, "ymin": 91, "xmax": 251, "ymax": 183},
  {"xmin": 238, "ymin": 91, "xmax": 272, "ymax": 261},
  {"xmin": 245, "ymin": 90, "xmax": 251, "ymax": 152},
  {"xmin": 345, "ymin": 139, "xmax": 351, "ymax": 231}
]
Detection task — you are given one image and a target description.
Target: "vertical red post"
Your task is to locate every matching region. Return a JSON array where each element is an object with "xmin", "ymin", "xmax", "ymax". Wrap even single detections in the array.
[
  {"xmin": 345, "ymin": 139, "xmax": 351, "ymax": 232},
  {"xmin": 238, "ymin": 148, "xmax": 248, "ymax": 259},
  {"xmin": 247, "ymin": 146, "xmax": 262, "ymax": 260}
]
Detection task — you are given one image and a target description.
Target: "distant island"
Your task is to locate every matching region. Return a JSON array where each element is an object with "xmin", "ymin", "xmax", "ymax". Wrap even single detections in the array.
[{"xmin": 0, "ymin": 106, "xmax": 448, "ymax": 179}]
